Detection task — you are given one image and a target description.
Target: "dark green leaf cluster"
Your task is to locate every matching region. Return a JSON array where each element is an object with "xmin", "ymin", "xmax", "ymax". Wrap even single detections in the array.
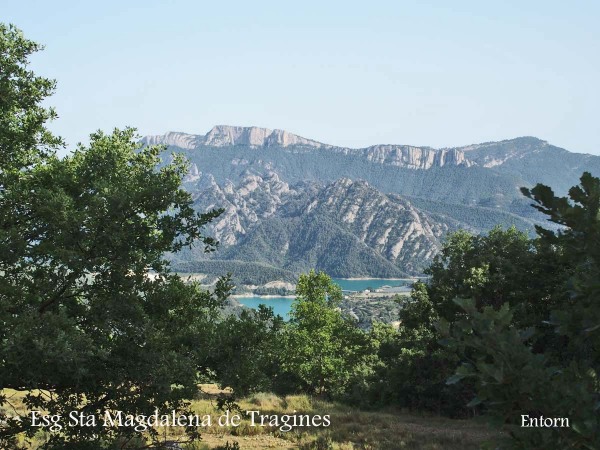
[
  {"xmin": 439, "ymin": 172, "xmax": 600, "ymax": 448},
  {"xmin": 208, "ymin": 305, "xmax": 286, "ymax": 396},
  {"xmin": 204, "ymin": 271, "xmax": 379, "ymax": 401},
  {"xmin": 280, "ymin": 271, "xmax": 375, "ymax": 398},
  {"xmin": 0, "ymin": 126, "xmax": 229, "ymax": 449},
  {"xmin": 0, "ymin": 23, "xmax": 62, "ymax": 175},
  {"xmin": 354, "ymin": 223, "xmax": 568, "ymax": 416},
  {"xmin": 0, "ymin": 25, "xmax": 230, "ymax": 448}
]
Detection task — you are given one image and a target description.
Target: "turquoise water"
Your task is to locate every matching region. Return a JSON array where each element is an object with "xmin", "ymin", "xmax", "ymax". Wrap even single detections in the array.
[
  {"xmin": 237, "ymin": 296, "xmax": 294, "ymax": 319},
  {"xmin": 237, "ymin": 278, "xmax": 415, "ymax": 318}
]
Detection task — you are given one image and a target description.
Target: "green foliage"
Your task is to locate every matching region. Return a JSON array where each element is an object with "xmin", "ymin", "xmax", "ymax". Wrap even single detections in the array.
[
  {"xmin": 440, "ymin": 300, "xmax": 599, "ymax": 449},
  {"xmin": 0, "ymin": 120, "xmax": 227, "ymax": 447},
  {"xmin": 203, "ymin": 270, "xmax": 385, "ymax": 402},
  {"xmin": 522, "ymin": 172, "xmax": 600, "ymax": 358},
  {"xmin": 209, "ymin": 305, "xmax": 286, "ymax": 396},
  {"xmin": 441, "ymin": 172, "xmax": 600, "ymax": 448},
  {"xmin": 362, "ymin": 226, "xmax": 560, "ymax": 415},
  {"xmin": 280, "ymin": 271, "xmax": 374, "ymax": 397},
  {"xmin": 172, "ymin": 260, "xmax": 297, "ymax": 286},
  {"xmin": 426, "ymin": 226, "xmax": 567, "ymax": 329},
  {"xmin": 362, "ymin": 283, "xmax": 470, "ymax": 415},
  {"xmin": 0, "ymin": 23, "xmax": 62, "ymax": 175}
]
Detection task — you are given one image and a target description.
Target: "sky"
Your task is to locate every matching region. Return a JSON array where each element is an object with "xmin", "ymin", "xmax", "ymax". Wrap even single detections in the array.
[{"xmin": 4, "ymin": 0, "xmax": 600, "ymax": 155}]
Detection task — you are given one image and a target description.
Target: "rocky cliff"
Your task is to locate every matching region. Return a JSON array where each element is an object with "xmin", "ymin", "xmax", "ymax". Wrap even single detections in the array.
[{"xmin": 145, "ymin": 126, "xmax": 600, "ymax": 277}]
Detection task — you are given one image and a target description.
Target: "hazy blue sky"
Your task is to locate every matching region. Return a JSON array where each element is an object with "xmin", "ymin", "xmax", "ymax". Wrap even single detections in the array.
[{"xmin": 4, "ymin": 0, "xmax": 600, "ymax": 155}]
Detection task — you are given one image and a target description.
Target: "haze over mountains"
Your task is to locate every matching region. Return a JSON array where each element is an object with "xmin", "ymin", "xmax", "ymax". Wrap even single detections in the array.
[{"xmin": 142, "ymin": 126, "xmax": 600, "ymax": 278}]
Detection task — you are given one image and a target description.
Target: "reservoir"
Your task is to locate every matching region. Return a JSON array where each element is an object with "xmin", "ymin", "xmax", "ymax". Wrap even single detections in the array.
[
  {"xmin": 237, "ymin": 278, "xmax": 414, "ymax": 319},
  {"xmin": 236, "ymin": 296, "xmax": 293, "ymax": 319}
]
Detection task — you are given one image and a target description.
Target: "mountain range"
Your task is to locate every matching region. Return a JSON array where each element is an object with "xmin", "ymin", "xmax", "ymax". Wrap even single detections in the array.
[{"xmin": 142, "ymin": 126, "xmax": 600, "ymax": 279}]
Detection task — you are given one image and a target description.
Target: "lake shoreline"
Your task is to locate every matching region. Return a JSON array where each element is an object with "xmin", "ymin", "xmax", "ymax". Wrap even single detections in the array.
[{"xmin": 338, "ymin": 277, "xmax": 417, "ymax": 281}]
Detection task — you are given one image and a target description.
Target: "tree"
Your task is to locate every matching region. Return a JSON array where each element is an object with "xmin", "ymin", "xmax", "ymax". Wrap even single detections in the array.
[
  {"xmin": 521, "ymin": 172, "xmax": 600, "ymax": 361},
  {"xmin": 441, "ymin": 172, "xmax": 600, "ymax": 449},
  {"xmin": 209, "ymin": 305, "xmax": 286, "ymax": 396},
  {"xmin": 425, "ymin": 226, "xmax": 568, "ymax": 331},
  {"xmin": 280, "ymin": 271, "xmax": 372, "ymax": 398},
  {"xmin": 0, "ymin": 25, "xmax": 228, "ymax": 448},
  {"xmin": 1, "ymin": 128, "xmax": 228, "ymax": 449},
  {"xmin": 369, "ymin": 224, "xmax": 572, "ymax": 416},
  {"xmin": 0, "ymin": 23, "xmax": 62, "ymax": 175}
]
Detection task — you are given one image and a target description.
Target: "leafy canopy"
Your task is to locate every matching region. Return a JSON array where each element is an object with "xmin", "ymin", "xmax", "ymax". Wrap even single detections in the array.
[
  {"xmin": 440, "ymin": 172, "xmax": 600, "ymax": 449},
  {"xmin": 0, "ymin": 23, "xmax": 62, "ymax": 174},
  {"xmin": 0, "ymin": 23, "xmax": 227, "ymax": 450},
  {"xmin": 281, "ymin": 270, "xmax": 372, "ymax": 397}
]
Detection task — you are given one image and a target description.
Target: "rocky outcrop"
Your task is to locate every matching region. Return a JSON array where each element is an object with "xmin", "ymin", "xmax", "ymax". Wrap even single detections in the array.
[
  {"xmin": 191, "ymin": 171, "xmax": 299, "ymax": 246},
  {"xmin": 359, "ymin": 145, "xmax": 470, "ymax": 169},
  {"xmin": 141, "ymin": 131, "xmax": 200, "ymax": 150},
  {"xmin": 188, "ymin": 175, "xmax": 455, "ymax": 275},
  {"xmin": 457, "ymin": 137, "xmax": 550, "ymax": 168},
  {"xmin": 142, "ymin": 125, "xmax": 470, "ymax": 169},
  {"xmin": 201, "ymin": 125, "xmax": 329, "ymax": 148},
  {"xmin": 307, "ymin": 178, "xmax": 452, "ymax": 273},
  {"xmin": 144, "ymin": 126, "xmax": 600, "ymax": 276}
]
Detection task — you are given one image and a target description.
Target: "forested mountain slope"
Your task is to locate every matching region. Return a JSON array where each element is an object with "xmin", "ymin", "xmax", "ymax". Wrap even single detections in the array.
[{"xmin": 146, "ymin": 126, "xmax": 599, "ymax": 277}]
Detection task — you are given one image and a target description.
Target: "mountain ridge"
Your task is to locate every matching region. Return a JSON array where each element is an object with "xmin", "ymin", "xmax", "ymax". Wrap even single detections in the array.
[
  {"xmin": 149, "ymin": 126, "xmax": 599, "ymax": 278},
  {"xmin": 143, "ymin": 126, "xmax": 597, "ymax": 159},
  {"xmin": 143, "ymin": 125, "xmax": 330, "ymax": 150}
]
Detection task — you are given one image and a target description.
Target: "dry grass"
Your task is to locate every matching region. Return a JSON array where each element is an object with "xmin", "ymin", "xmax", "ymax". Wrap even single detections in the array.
[
  {"xmin": 2, "ymin": 386, "xmax": 498, "ymax": 449},
  {"xmin": 168, "ymin": 387, "xmax": 497, "ymax": 449}
]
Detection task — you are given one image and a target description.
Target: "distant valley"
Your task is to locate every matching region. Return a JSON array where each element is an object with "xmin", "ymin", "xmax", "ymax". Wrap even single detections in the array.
[{"xmin": 142, "ymin": 125, "xmax": 600, "ymax": 280}]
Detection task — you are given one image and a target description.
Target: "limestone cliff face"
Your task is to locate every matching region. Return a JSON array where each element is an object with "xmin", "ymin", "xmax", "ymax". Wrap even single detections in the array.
[
  {"xmin": 306, "ymin": 178, "xmax": 451, "ymax": 273},
  {"xmin": 359, "ymin": 145, "xmax": 470, "ymax": 169},
  {"xmin": 188, "ymin": 174, "xmax": 454, "ymax": 275},
  {"xmin": 143, "ymin": 125, "xmax": 470, "ymax": 169},
  {"xmin": 189, "ymin": 171, "xmax": 298, "ymax": 246},
  {"xmin": 141, "ymin": 131, "xmax": 200, "ymax": 150},
  {"xmin": 142, "ymin": 126, "xmax": 599, "ymax": 276},
  {"xmin": 201, "ymin": 125, "xmax": 329, "ymax": 148}
]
